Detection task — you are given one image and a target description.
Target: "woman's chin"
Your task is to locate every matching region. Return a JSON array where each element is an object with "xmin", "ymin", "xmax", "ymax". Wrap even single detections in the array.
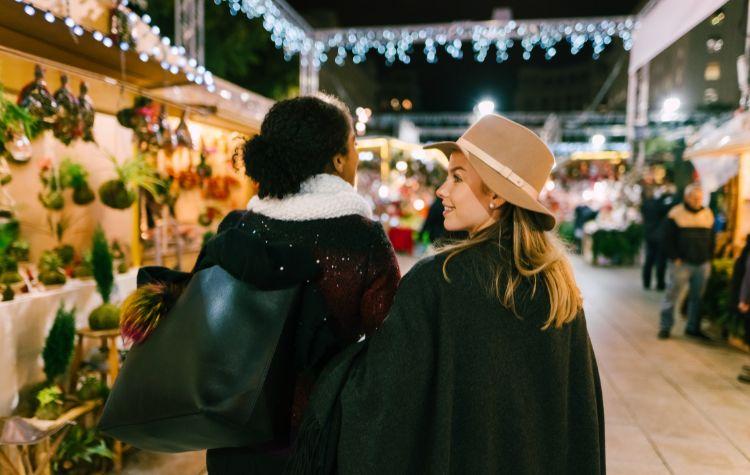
[{"xmin": 442, "ymin": 218, "xmax": 465, "ymax": 233}]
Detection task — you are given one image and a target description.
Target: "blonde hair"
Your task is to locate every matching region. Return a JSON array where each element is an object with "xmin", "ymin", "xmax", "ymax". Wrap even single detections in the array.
[{"xmin": 439, "ymin": 204, "xmax": 582, "ymax": 329}]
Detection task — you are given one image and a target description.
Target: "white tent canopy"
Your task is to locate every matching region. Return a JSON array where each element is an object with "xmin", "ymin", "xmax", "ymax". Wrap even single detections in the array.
[{"xmin": 629, "ymin": 0, "xmax": 730, "ymax": 74}]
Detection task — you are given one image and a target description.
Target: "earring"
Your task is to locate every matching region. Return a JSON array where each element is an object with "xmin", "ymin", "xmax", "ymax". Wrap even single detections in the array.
[{"xmin": 489, "ymin": 203, "xmax": 495, "ymax": 209}]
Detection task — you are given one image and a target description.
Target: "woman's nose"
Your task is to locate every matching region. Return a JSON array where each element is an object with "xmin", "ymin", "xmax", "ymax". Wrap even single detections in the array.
[{"xmin": 436, "ymin": 182, "xmax": 447, "ymax": 199}]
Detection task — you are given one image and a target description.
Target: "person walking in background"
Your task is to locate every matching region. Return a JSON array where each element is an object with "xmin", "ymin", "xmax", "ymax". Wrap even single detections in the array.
[
  {"xmin": 640, "ymin": 186, "xmax": 670, "ymax": 290},
  {"xmin": 658, "ymin": 184, "xmax": 715, "ymax": 340},
  {"xmin": 730, "ymin": 234, "xmax": 750, "ymax": 383}
]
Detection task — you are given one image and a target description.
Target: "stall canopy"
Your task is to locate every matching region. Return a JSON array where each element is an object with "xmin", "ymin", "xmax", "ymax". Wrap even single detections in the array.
[{"xmin": 629, "ymin": 0, "xmax": 730, "ymax": 74}]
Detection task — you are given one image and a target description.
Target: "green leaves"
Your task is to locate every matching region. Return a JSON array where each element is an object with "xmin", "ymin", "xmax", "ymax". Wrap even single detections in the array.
[
  {"xmin": 42, "ymin": 303, "xmax": 76, "ymax": 383},
  {"xmin": 91, "ymin": 226, "xmax": 114, "ymax": 303}
]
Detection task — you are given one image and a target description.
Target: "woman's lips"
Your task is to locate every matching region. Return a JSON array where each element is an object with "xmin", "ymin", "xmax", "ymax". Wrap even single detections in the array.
[{"xmin": 443, "ymin": 205, "xmax": 454, "ymax": 216}]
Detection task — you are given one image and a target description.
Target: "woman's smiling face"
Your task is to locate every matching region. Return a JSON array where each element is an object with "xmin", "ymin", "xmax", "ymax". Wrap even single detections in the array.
[{"xmin": 436, "ymin": 151, "xmax": 504, "ymax": 234}]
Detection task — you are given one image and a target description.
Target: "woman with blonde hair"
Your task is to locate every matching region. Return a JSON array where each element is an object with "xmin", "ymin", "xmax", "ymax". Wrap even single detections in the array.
[{"xmin": 289, "ymin": 114, "xmax": 604, "ymax": 474}]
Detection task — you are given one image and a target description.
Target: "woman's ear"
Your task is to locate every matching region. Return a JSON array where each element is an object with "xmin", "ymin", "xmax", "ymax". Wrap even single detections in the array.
[
  {"xmin": 490, "ymin": 193, "xmax": 506, "ymax": 210},
  {"xmin": 332, "ymin": 153, "xmax": 346, "ymax": 175}
]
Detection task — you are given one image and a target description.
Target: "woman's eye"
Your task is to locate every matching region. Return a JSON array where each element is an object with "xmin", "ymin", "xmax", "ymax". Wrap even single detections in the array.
[{"xmin": 452, "ymin": 174, "xmax": 462, "ymax": 183}]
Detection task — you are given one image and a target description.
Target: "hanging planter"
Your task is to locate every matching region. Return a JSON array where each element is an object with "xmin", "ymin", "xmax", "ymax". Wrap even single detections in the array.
[
  {"xmin": 98, "ymin": 155, "xmax": 159, "ymax": 210},
  {"xmin": 116, "ymin": 96, "xmax": 161, "ymax": 153},
  {"xmin": 78, "ymin": 82, "xmax": 96, "ymax": 143},
  {"xmin": 52, "ymin": 74, "xmax": 82, "ymax": 145},
  {"xmin": 17, "ymin": 65, "xmax": 57, "ymax": 130},
  {"xmin": 175, "ymin": 112, "xmax": 193, "ymax": 149},
  {"xmin": 0, "ymin": 84, "xmax": 40, "ymax": 165},
  {"xmin": 60, "ymin": 158, "xmax": 95, "ymax": 205}
]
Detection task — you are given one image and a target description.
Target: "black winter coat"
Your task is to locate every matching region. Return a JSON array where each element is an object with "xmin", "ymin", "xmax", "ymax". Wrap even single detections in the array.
[{"xmin": 289, "ymin": 241, "xmax": 605, "ymax": 474}]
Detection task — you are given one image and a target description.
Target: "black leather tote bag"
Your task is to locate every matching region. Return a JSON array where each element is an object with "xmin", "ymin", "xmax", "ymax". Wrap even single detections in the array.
[{"xmin": 98, "ymin": 265, "xmax": 304, "ymax": 452}]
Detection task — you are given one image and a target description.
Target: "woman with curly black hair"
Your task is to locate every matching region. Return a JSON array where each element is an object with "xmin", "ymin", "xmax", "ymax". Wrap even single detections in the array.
[{"xmin": 202, "ymin": 94, "xmax": 401, "ymax": 473}]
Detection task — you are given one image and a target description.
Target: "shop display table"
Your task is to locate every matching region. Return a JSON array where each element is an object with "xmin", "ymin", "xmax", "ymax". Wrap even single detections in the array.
[{"xmin": 0, "ymin": 271, "xmax": 137, "ymax": 416}]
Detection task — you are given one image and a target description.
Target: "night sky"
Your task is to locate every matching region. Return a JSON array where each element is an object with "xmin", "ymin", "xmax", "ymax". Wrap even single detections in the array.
[{"xmin": 285, "ymin": 0, "xmax": 645, "ymax": 112}]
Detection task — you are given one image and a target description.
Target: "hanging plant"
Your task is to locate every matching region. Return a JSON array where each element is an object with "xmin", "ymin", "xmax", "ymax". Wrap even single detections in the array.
[
  {"xmin": 158, "ymin": 107, "xmax": 176, "ymax": 154},
  {"xmin": 175, "ymin": 112, "xmax": 193, "ymax": 149},
  {"xmin": 98, "ymin": 154, "xmax": 160, "ymax": 209},
  {"xmin": 116, "ymin": 96, "xmax": 161, "ymax": 153},
  {"xmin": 52, "ymin": 74, "xmax": 82, "ymax": 145},
  {"xmin": 78, "ymin": 82, "xmax": 96, "ymax": 143},
  {"xmin": 0, "ymin": 85, "xmax": 40, "ymax": 164},
  {"xmin": 89, "ymin": 226, "xmax": 120, "ymax": 330},
  {"xmin": 17, "ymin": 65, "xmax": 57, "ymax": 130},
  {"xmin": 60, "ymin": 158, "xmax": 95, "ymax": 205},
  {"xmin": 38, "ymin": 158, "xmax": 65, "ymax": 210},
  {"xmin": 42, "ymin": 303, "xmax": 76, "ymax": 384}
]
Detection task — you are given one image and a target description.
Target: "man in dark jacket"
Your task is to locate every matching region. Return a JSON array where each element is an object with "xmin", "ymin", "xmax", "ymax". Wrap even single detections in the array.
[
  {"xmin": 640, "ymin": 186, "xmax": 673, "ymax": 290},
  {"xmin": 658, "ymin": 184, "xmax": 714, "ymax": 340}
]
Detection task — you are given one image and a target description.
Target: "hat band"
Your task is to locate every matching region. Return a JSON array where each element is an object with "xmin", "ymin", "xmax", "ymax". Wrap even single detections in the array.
[{"xmin": 457, "ymin": 138, "xmax": 540, "ymax": 200}]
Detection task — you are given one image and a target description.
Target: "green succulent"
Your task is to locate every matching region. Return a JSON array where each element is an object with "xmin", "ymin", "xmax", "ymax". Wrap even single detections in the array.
[
  {"xmin": 89, "ymin": 303, "xmax": 120, "ymax": 330},
  {"xmin": 55, "ymin": 244, "xmax": 75, "ymax": 266},
  {"xmin": 0, "ymin": 270, "xmax": 21, "ymax": 284},
  {"xmin": 34, "ymin": 385, "xmax": 64, "ymax": 420},
  {"xmin": 39, "ymin": 270, "xmax": 66, "ymax": 286},
  {"xmin": 39, "ymin": 190, "xmax": 65, "ymax": 210},
  {"xmin": 2, "ymin": 284, "xmax": 13, "ymax": 301}
]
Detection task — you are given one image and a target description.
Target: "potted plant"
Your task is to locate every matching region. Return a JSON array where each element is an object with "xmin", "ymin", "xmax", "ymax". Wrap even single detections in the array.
[
  {"xmin": 51, "ymin": 426, "xmax": 114, "ymax": 474},
  {"xmin": 98, "ymin": 155, "xmax": 159, "ymax": 210},
  {"xmin": 38, "ymin": 249, "xmax": 67, "ymax": 286},
  {"xmin": 42, "ymin": 303, "xmax": 76, "ymax": 386},
  {"xmin": 33, "ymin": 385, "xmax": 65, "ymax": 420},
  {"xmin": 88, "ymin": 227, "xmax": 119, "ymax": 330}
]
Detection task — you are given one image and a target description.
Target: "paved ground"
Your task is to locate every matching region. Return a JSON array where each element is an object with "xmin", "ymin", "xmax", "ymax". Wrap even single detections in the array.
[{"xmin": 123, "ymin": 255, "xmax": 750, "ymax": 474}]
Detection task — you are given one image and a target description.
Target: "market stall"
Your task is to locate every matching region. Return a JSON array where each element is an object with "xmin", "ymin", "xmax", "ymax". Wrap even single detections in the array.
[
  {"xmin": 356, "ymin": 136, "xmax": 447, "ymax": 253},
  {"xmin": 541, "ymin": 150, "xmax": 643, "ymax": 265},
  {"xmin": 0, "ymin": 1, "xmax": 273, "ymax": 471}
]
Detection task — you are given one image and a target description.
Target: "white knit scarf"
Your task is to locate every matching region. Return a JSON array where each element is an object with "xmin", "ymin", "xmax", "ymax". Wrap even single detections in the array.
[{"xmin": 246, "ymin": 174, "xmax": 373, "ymax": 221}]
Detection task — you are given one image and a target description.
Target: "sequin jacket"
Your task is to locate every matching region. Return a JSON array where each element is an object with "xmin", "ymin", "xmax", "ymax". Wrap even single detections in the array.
[{"xmin": 208, "ymin": 208, "xmax": 400, "ymax": 434}]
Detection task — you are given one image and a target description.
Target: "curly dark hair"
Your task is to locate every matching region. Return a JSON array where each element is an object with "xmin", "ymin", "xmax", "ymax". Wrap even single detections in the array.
[{"xmin": 242, "ymin": 94, "xmax": 353, "ymax": 199}]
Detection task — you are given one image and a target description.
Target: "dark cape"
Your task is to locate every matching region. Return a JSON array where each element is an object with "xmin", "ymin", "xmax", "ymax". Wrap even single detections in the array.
[{"xmin": 288, "ymin": 242, "xmax": 605, "ymax": 474}]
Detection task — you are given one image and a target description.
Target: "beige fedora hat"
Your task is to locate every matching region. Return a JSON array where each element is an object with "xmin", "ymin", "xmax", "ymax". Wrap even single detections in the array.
[{"xmin": 425, "ymin": 114, "xmax": 556, "ymax": 231}]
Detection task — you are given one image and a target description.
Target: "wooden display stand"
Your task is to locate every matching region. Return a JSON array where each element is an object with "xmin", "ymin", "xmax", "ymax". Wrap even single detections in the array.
[
  {"xmin": 66, "ymin": 328, "xmax": 123, "ymax": 472},
  {"xmin": 0, "ymin": 400, "xmax": 100, "ymax": 475}
]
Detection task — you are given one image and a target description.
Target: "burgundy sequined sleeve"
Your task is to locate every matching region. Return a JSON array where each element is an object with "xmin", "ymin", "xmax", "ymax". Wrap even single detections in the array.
[{"xmin": 360, "ymin": 226, "xmax": 401, "ymax": 335}]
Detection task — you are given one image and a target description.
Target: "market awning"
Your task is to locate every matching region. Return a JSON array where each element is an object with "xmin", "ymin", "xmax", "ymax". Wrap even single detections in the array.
[
  {"xmin": 685, "ymin": 113, "xmax": 750, "ymax": 159},
  {"xmin": 0, "ymin": 1, "xmax": 190, "ymax": 89},
  {"xmin": 629, "ymin": 0, "xmax": 730, "ymax": 74}
]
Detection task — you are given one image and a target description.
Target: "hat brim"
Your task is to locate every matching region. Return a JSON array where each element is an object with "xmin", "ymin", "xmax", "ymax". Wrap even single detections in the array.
[{"xmin": 424, "ymin": 141, "xmax": 556, "ymax": 231}]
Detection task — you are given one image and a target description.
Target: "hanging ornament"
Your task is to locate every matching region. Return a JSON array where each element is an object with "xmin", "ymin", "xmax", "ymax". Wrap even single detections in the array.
[
  {"xmin": 17, "ymin": 65, "xmax": 58, "ymax": 129},
  {"xmin": 157, "ymin": 107, "xmax": 176, "ymax": 154},
  {"xmin": 175, "ymin": 112, "xmax": 193, "ymax": 150},
  {"xmin": 52, "ymin": 74, "xmax": 81, "ymax": 145},
  {"xmin": 110, "ymin": 1, "xmax": 135, "ymax": 48},
  {"xmin": 78, "ymin": 82, "xmax": 96, "ymax": 143},
  {"xmin": 196, "ymin": 141, "xmax": 213, "ymax": 183}
]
